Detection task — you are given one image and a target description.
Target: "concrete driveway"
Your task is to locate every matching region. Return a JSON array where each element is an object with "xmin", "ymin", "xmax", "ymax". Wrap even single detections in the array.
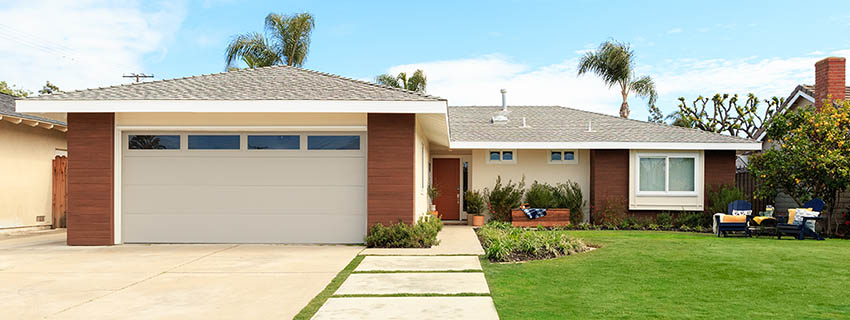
[{"xmin": 0, "ymin": 230, "xmax": 363, "ymax": 320}]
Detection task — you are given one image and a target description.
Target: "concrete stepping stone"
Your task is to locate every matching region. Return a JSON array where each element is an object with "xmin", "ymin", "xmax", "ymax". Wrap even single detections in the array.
[
  {"xmin": 355, "ymin": 256, "xmax": 481, "ymax": 272},
  {"xmin": 312, "ymin": 296, "xmax": 499, "ymax": 320},
  {"xmin": 335, "ymin": 272, "xmax": 489, "ymax": 295}
]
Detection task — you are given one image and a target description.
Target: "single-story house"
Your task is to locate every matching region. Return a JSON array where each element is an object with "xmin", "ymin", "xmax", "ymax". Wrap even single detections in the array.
[
  {"xmin": 16, "ymin": 66, "xmax": 761, "ymax": 245},
  {"xmin": 754, "ymin": 56, "xmax": 849, "ymax": 212},
  {"xmin": 1, "ymin": 92, "xmax": 67, "ymax": 232}
]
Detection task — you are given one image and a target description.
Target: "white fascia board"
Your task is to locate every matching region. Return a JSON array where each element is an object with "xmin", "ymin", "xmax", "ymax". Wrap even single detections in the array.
[
  {"xmin": 449, "ymin": 141, "xmax": 763, "ymax": 151},
  {"xmin": 756, "ymin": 90, "xmax": 815, "ymax": 141},
  {"xmin": 16, "ymin": 99, "xmax": 448, "ymax": 114}
]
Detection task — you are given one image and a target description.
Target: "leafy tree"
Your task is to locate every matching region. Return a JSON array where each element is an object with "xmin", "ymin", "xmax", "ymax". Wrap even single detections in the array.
[
  {"xmin": 577, "ymin": 40, "xmax": 657, "ymax": 118},
  {"xmin": 676, "ymin": 93, "xmax": 781, "ymax": 139},
  {"xmin": 375, "ymin": 69, "xmax": 427, "ymax": 93},
  {"xmin": 38, "ymin": 81, "xmax": 60, "ymax": 95},
  {"xmin": 749, "ymin": 100, "xmax": 850, "ymax": 235},
  {"xmin": 225, "ymin": 12, "xmax": 315, "ymax": 69},
  {"xmin": 0, "ymin": 81, "xmax": 30, "ymax": 97},
  {"xmin": 647, "ymin": 104, "xmax": 664, "ymax": 123}
]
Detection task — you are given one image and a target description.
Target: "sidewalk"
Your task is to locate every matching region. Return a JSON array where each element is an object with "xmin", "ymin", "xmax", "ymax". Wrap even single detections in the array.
[{"xmin": 359, "ymin": 225, "xmax": 485, "ymax": 256}]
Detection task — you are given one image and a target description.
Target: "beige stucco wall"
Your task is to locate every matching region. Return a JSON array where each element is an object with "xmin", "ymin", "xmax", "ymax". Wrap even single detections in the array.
[
  {"xmin": 628, "ymin": 150, "xmax": 705, "ymax": 211},
  {"xmin": 115, "ymin": 112, "xmax": 367, "ymax": 126},
  {"xmin": 469, "ymin": 149, "xmax": 591, "ymax": 219},
  {"xmin": 414, "ymin": 116, "xmax": 431, "ymax": 221},
  {"xmin": 0, "ymin": 121, "xmax": 66, "ymax": 229}
]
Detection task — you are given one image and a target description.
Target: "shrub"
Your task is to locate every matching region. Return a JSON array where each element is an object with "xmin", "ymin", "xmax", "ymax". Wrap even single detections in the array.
[
  {"xmin": 484, "ymin": 176, "xmax": 525, "ymax": 222},
  {"xmin": 657, "ymin": 211, "xmax": 673, "ymax": 226},
  {"xmin": 594, "ymin": 196, "xmax": 627, "ymax": 226},
  {"xmin": 674, "ymin": 211, "xmax": 712, "ymax": 228},
  {"xmin": 553, "ymin": 181, "xmax": 585, "ymax": 224},
  {"xmin": 476, "ymin": 222, "xmax": 590, "ymax": 262},
  {"xmin": 366, "ymin": 215, "xmax": 443, "ymax": 248},
  {"xmin": 525, "ymin": 181, "xmax": 557, "ymax": 208},
  {"xmin": 464, "ymin": 189, "xmax": 487, "ymax": 215},
  {"xmin": 706, "ymin": 184, "xmax": 745, "ymax": 214}
]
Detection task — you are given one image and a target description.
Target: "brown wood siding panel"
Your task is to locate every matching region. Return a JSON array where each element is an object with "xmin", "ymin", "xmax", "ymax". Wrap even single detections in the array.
[
  {"xmin": 367, "ymin": 113, "xmax": 415, "ymax": 227},
  {"xmin": 704, "ymin": 150, "xmax": 736, "ymax": 210},
  {"xmin": 67, "ymin": 113, "xmax": 114, "ymax": 245},
  {"xmin": 589, "ymin": 149, "xmax": 629, "ymax": 222}
]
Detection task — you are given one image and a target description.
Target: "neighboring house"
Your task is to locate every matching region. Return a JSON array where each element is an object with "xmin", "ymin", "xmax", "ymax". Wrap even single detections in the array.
[
  {"xmin": 16, "ymin": 66, "xmax": 760, "ymax": 245},
  {"xmin": 1, "ymin": 92, "xmax": 67, "ymax": 232},
  {"xmin": 754, "ymin": 56, "xmax": 849, "ymax": 213}
]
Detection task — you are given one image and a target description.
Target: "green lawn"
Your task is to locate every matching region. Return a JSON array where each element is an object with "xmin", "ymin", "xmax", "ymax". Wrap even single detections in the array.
[{"xmin": 481, "ymin": 231, "xmax": 850, "ymax": 319}]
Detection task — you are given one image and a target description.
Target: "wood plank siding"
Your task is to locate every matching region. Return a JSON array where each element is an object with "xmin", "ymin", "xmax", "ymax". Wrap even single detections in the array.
[
  {"xmin": 67, "ymin": 113, "xmax": 114, "ymax": 245},
  {"xmin": 367, "ymin": 113, "xmax": 416, "ymax": 227}
]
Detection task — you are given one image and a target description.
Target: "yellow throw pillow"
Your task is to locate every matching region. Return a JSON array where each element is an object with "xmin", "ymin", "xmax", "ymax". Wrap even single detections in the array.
[{"xmin": 722, "ymin": 215, "xmax": 747, "ymax": 223}]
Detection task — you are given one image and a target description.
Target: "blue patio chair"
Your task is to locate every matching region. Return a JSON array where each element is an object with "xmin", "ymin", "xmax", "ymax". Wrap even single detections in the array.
[
  {"xmin": 715, "ymin": 200, "xmax": 753, "ymax": 237},
  {"xmin": 776, "ymin": 199, "xmax": 825, "ymax": 240}
]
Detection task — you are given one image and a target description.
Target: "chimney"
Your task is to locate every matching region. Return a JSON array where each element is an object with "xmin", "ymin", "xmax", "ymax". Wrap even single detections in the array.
[
  {"xmin": 814, "ymin": 57, "xmax": 845, "ymax": 110},
  {"xmin": 500, "ymin": 89, "xmax": 507, "ymax": 112}
]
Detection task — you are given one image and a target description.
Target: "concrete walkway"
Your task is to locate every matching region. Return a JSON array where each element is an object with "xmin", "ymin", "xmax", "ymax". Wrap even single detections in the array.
[{"xmin": 313, "ymin": 226, "xmax": 499, "ymax": 320}]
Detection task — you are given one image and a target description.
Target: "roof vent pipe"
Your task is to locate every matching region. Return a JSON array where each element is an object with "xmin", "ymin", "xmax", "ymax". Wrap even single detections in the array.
[
  {"xmin": 522, "ymin": 117, "xmax": 528, "ymax": 128},
  {"xmin": 500, "ymin": 89, "xmax": 507, "ymax": 112}
]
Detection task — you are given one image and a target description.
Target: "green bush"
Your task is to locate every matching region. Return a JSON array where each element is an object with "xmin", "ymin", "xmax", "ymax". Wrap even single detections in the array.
[
  {"xmin": 525, "ymin": 181, "xmax": 556, "ymax": 208},
  {"xmin": 366, "ymin": 215, "xmax": 443, "ymax": 248},
  {"xmin": 464, "ymin": 189, "xmax": 487, "ymax": 215},
  {"xmin": 477, "ymin": 222, "xmax": 590, "ymax": 262},
  {"xmin": 657, "ymin": 212, "xmax": 673, "ymax": 226},
  {"xmin": 594, "ymin": 196, "xmax": 627, "ymax": 226},
  {"xmin": 484, "ymin": 176, "xmax": 525, "ymax": 222},
  {"xmin": 554, "ymin": 181, "xmax": 585, "ymax": 224},
  {"xmin": 707, "ymin": 184, "xmax": 745, "ymax": 214},
  {"xmin": 674, "ymin": 211, "xmax": 712, "ymax": 228}
]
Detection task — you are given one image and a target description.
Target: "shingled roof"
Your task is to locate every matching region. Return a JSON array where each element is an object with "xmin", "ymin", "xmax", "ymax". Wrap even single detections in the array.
[
  {"xmin": 0, "ymin": 93, "xmax": 66, "ymax": 126},
  {"xmin": 25, "ymin": 65, "xmax": 444, "ymax": 102},
  {"xmin": 448, "ymin": 106, "xmax": 755, "ymax": 144}
]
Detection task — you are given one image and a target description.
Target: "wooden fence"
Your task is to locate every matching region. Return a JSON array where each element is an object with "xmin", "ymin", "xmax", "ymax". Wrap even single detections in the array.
[
  {"xmin": 735, "ymin": 171, "xmax": 767, "ymax": 213},
  {"xmin": 52, "ymin": 155, "xmax": 68, "ymax": 228}
]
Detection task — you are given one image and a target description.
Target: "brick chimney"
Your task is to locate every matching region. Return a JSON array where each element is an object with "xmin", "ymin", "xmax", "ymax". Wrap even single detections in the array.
[{"xmin": 814, "ymin": 56, "xmax": 845, "ymax": 110}]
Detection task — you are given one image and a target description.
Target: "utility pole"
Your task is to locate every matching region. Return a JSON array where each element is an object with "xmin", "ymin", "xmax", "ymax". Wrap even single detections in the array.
[{"xmin": 122, "ymin": 73, "xmax": 154, "ymax": 83}]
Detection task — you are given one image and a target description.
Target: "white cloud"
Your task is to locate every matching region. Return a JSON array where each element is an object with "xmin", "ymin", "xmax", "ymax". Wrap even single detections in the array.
[
  {"xmin": 0, "ymin": 0, "xmax": 187, "ymax": 93},
  {"xmin": 385, "ymin": 51, "xmax": 850, "ymax": 119},
  {"xmin": 388, "ymin": 54, "xmax": 623, "ymax": 115},
  {"xmin": 666, "ymin": 28, "xmax": 683, "ymax": 34}
]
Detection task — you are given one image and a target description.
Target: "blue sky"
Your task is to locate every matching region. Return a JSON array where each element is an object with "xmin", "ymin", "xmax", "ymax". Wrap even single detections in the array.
[{"xmin": 2, "ymin": 0, "xmax": 850, "ymax": 119}]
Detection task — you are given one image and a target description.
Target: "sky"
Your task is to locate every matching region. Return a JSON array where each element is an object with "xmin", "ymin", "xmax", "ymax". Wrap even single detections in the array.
[{"xmin": 2, "ymin": 0, "xmax": 850, "ymax": 120}]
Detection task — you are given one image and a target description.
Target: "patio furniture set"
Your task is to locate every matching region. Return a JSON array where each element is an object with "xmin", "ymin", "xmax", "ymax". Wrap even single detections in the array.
[{"xmin": 714, "ymin": 199, "xmax": 826, "ymax": 240}]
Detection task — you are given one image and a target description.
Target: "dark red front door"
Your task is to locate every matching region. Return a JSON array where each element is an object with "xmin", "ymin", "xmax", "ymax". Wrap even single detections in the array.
[{"xmin": 433, "ymin": 158, "xmax": 460, "ymax": 220}]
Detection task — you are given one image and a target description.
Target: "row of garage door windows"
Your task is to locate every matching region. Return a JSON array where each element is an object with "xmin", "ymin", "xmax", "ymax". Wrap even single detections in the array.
[{"xmin": 128, "ymin": 134, "xmax": 361, "ymax": 151}]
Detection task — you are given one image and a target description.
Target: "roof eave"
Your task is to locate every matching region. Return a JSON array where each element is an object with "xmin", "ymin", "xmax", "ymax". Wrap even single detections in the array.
[
  {"xmin": 16, "ymin": 99, "xmax": 448, "ymax": 114},
  {"xmin": 448, "ymin": 141, "xmax": 762, "ymax": 151}
]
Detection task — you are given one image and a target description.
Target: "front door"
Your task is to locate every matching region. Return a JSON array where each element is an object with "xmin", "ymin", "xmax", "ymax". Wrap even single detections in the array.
[{"xmin": 433, "ymin": 158, "xmax": 460, "ymax": 220}]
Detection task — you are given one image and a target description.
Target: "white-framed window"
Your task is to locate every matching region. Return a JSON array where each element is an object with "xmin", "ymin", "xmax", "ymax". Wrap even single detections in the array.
[
  {"xmin": 548, "ymin": 150, "xmax": 578, "ymax": 164},
  {"xmin": 635, "ymin": 152, "xmax": 698, "ymax": 196},
  {"xmin": 487, "ymin": 150, "xmax": 516, "ymax": 164}
]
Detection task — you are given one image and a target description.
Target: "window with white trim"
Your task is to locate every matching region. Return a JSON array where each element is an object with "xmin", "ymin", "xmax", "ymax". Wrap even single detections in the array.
[
  {"xmin": 636, "ymin": 153, "xmax": 697, "ymax": 195},
  {"xmin": 548, "ymin": 150, "xmax": 578, "ymax": 164},
  {"xmin": 487, "ymin": 150, "xmax": 516, "ymax": 164}
]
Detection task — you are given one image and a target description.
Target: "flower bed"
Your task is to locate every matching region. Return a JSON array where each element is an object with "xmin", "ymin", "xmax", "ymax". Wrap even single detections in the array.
[
  {"xmin": 477, "ymin": 222, "xmax": 591, "ymax": 262},
  {"xmin": 365, "ymin": 215, "xmax": 443, "ymax": 248}
]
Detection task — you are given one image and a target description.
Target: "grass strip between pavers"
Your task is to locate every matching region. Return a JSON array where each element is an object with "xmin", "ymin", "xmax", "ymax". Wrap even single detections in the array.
[
  {"xmin": 358, "ymin": 253, "xmax": 481, "ymax": 256},
  {"xmin": 331, "ymin": 292, "xmax": 491, "ymax": 298},
  {"xmin": 293, "ymin": 255, "xmax": 364, "ymax": 320},
  {"xmin": 351, "ymin": 269, "xmax": 483, "ymax": 274}
]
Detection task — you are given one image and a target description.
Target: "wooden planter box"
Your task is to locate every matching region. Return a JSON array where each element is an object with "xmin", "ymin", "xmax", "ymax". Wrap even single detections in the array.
[{"xmin": 511, "ymin": 208, "xmax": 571, "ymax": 227}]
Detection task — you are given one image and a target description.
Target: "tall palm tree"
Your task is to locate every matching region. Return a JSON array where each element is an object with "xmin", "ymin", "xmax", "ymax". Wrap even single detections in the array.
[
  {"xmin": 375, "ymin": 69, "xmax": 427, "ymax": 93},
  {"xmin": 225, "ymin": 12, "xmax": 315, "ymax": 69},
  {"xmin": 577, "ymin": 40, "xmax": 657, "ymax": 118}
]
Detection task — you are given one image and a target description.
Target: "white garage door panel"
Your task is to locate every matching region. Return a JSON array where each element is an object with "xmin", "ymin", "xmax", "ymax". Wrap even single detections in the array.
[
  {"xmin": 124, "ymin": 157, "xmax": 365, "ymax": 187},
  {"xmin": 123, "ymin": 213, "xmax": 366, "ymax": 243},
  {"xmin": 123, "ymin": 185, "xmax": 365, "ymax": 215},
  {"xmin": 122, "ymin": 132, "xmax": 367, "ymax": 244}
]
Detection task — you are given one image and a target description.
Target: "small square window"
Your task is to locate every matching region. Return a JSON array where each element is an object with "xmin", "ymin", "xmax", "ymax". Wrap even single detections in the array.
[
  {"xmin": 551, "ymin": 151, "xmax": 562, "ymax": 161},
  {"xmin": 501, "ymin": 151, "xmax": 513, "ymax": 161},
  {"xmin": 490, "ymin": 151, "xmax": 501, "ymax": 161},
  {"xmin": 548, "ymin": 150, "xmax": 578, "ymax": 164},
  {"xmin": 487, "ymin": 150, "xmax": 516, "ymax": 164},
  {"xmin": 563, "ymin": 151, "xmax": 575, "ymax": 161}
]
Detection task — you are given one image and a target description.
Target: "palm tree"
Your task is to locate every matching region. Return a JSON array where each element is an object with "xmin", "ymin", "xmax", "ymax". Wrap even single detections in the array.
[
  {"xmin": 577, "ymin": 40, "xmax": 657, "ymax": 118},
  {"xmin": 225, "ymin": 12, "xmax": 315, "ymax": 69},
  {"xmin": 375, "ymin": 69, "xmax": 427, "ymax": 93}
]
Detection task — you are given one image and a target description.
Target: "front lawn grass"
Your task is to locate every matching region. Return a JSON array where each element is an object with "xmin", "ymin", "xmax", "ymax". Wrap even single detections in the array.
[{"xmin": 481, "ymin": 231, "xmax": 850, "ymax": 319}]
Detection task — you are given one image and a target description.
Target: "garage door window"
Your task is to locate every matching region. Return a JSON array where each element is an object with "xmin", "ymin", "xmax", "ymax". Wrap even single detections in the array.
[
  {"xmin": 247, "ymin": 135, "xmax": 300, "ymax": 150},
  {"xmin": 188, "ymin": 135, "xmax": 240, "ymax": 150},
  {"xmin": 128, "ymin": 135, "xmax": 180, "ymax": 150},
  {"xmin": 308, "ymin": 135, "xmax": 360, "ymax": 150}
]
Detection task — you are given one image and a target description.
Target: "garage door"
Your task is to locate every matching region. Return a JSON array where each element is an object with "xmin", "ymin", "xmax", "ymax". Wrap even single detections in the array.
[{"xmin": 121, "ymin": 132, "xmax": 367, "ymax": 243}]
